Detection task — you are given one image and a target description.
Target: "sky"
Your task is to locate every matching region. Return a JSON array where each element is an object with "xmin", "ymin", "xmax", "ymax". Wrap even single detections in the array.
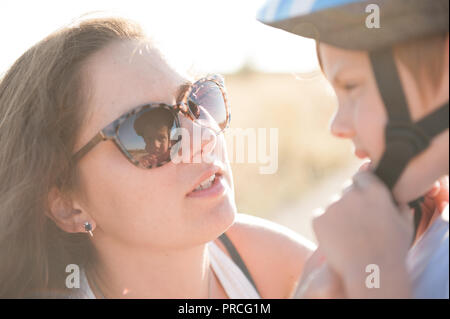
[{"xmin": 0, "ymin": 0, "xmax": 319, "ymax": 75}]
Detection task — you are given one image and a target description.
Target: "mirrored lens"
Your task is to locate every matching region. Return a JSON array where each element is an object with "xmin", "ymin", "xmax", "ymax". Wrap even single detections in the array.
[
  {"xmin": 187, "ymin": 80, "xmax": 228, "ymax": 132},
  {"xmin": 117, "ymin": 107, "xmax": 178, "ymax": 168}
]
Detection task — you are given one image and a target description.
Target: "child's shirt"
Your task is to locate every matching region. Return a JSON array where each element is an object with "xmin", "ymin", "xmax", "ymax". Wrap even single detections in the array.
[{"xmin": 407, "ymin": 204, "xmax": 449, "ymax": 298}]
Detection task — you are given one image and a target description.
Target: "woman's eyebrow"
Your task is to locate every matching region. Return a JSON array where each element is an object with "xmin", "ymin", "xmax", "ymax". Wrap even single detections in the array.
[{"xmin": 176, "ymin": 81, "xmax": 192, "ymax": 104}]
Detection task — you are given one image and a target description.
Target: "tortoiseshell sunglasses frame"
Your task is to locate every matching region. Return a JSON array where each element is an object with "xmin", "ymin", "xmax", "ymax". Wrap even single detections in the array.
[{"xmin": 72, "ymin": 74, "xmax": 230, "ymax": 169}]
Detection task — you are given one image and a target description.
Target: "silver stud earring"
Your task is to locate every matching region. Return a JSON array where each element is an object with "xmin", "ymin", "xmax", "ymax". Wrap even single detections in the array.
[{"xmin": 84, "ymin": 222, "xmax": 94, "ymax": 237}]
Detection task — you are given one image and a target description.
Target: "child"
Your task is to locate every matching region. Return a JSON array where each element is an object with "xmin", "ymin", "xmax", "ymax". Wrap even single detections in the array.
[{"xmin": 258, "ymin": 0, "xmax": 449, "ymax": 298}]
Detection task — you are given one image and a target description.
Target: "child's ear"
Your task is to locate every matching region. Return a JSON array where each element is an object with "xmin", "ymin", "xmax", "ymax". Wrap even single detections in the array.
[{"xmin": 46, "ymin": 187, "xmax": 95, "ymax": 234}]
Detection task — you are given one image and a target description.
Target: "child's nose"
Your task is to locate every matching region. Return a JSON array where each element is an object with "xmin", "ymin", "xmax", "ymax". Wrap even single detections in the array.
[{"xmin": 329, "ymin": 107, "xmax": 355, "ymax": 139}]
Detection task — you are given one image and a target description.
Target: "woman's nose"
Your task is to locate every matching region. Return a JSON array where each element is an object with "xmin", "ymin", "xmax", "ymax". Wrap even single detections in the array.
[
  {"xmin": 329, "ymin": 106, "xmax": 355, "ymax": 139},
  {"xmin": 178, "ymin": 114, "xmax": 218, "ymax": 163}
]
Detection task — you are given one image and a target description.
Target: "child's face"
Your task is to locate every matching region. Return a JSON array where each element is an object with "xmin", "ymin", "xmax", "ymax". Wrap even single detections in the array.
[
  {"xmin": 319, "ymin": 41, "xmax": 449, "ymax": 203},
  {"xmin": 318, "ymin": 43, "xmax": 387, "ymax": 166}
]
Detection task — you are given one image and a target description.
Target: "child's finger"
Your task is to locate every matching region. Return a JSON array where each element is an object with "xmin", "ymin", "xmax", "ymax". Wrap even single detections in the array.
[
  {"xmin": 435, "ymin": 176, "xmax": 449, "ymax": 213},
  {"xmin": 358, "ymin": 161, "xmax": 372, "ymax": 172},
  {"xmin": 425, "ymin": 180, "xmax": 441, "ymax": 198}
]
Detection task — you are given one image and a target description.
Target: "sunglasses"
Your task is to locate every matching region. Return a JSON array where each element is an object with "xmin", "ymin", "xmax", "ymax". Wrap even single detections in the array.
[{"xmin": 72, "ymin": 74, "xmax": 230, "ymax": 169}]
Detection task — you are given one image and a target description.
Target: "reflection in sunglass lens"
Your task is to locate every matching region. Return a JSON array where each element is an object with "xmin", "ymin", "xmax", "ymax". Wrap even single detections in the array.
[
  {"xmin": 188, "ymin": 81, "xmax": 227, "ymax": 131},
  {"xmin": 117, "ymin": 108, "xmax": 178, "ymax": 168}
]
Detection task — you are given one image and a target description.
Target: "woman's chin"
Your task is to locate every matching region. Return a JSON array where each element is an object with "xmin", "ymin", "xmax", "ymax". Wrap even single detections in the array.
[
  {"xmin": 200, "ymin": 199, "xmax": 237, "ymax": 241},
  {"xmin": 212, "ymin": 198, "xmax": 237, "ymax": 228}
]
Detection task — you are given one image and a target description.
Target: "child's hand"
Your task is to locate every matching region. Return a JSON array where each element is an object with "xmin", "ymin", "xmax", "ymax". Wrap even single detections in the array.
[
  {"xmin": 358, "ymin": 162, "xmax": 448, "ymax": 216},
  {"xmin": 312, "ymin": 171, "xmax": 413, "ymax": 298},
  {"xmin": 422, "ymin": 176, "xmax": 449, "ymax": 215}
]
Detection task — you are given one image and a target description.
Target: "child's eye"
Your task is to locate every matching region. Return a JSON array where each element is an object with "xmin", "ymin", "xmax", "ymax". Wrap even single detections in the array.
[{"xmin": 344, "ymin": 83, "xmax": 359, "ymax": 91}]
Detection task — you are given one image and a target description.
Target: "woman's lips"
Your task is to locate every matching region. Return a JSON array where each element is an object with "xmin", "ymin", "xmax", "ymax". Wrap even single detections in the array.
[{"xmin": 186, "ymin": 173, "xmax": 226, "ymax": 198}]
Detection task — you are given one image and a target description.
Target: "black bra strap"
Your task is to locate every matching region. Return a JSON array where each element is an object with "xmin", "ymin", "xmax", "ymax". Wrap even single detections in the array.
[{"xmin": 218, "ymin": 233, "xmax": 261, "ymax": 296}]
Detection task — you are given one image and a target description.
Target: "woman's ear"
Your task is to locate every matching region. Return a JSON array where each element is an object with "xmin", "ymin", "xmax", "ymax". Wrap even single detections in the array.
[{"xmin": 46, "ymin": 187, "xmax": 95, "ymax": 234}]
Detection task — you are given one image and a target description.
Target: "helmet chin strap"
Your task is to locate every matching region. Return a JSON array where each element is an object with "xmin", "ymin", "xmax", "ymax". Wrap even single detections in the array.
[{"xmin": 368, "ymin": 47, "xmax": 449, "ymax": 243}]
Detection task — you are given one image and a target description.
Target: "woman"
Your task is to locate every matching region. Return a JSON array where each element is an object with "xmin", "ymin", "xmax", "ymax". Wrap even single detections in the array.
[{"xmin": 0, "ymin": 16, "xmax": 314, "ymax": 298}]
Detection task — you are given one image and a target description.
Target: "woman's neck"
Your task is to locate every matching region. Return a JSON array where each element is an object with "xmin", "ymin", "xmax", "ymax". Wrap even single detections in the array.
[{"xmin": 87, "ymin": 238, "xmax": 212, "ymax": 298}]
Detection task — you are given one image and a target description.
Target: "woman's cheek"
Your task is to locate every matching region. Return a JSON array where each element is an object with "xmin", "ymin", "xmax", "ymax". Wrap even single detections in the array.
[
  {"xmin": 104, "ymin": 183, "xmax": 182, "ymax": 245},
  {"xmin": 89, "ymin": 159, "xmax": 182, "ymax": 243}
]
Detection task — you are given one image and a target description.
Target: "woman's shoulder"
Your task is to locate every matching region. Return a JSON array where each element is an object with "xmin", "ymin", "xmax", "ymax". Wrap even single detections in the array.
[{"xmin": 214, "ymin": 213, "xmax": 316, "ymax": 298}]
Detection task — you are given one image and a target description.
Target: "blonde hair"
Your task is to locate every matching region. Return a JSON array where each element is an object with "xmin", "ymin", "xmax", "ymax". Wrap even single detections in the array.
[
  {"xmin": 394, "ymin": 33, "xmax": 448, "ymax": 99},
  {"xmin": 0, "ymin": 16, "xmax": 146, "ymax": 298}
]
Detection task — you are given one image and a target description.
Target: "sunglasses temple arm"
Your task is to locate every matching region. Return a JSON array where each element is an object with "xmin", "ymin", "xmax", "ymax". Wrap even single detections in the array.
[{"xmin": 72, "ymin": 131, "xmax": 106, "ymax": 162}]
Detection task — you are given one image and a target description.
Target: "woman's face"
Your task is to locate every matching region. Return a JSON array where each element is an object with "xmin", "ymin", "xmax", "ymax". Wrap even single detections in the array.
[{"xmin": 73, "ymin": 40, "xmax": 236, "ymax": 249}]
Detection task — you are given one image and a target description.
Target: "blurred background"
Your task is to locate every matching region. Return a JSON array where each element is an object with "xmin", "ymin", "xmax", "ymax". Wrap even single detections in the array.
[{"xmin": 1, "ymin": 0, "xmax": 364, "ymax": 243}]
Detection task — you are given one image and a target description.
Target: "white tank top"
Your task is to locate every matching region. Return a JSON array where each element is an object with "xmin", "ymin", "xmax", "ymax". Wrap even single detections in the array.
[{"xmin": 71, "ymin": 241, "xmax": 261, "ymax": 299}]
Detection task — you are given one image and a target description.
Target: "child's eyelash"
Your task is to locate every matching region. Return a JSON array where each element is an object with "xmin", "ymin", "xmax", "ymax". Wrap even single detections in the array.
[{"xmin": 343, "ymin": 83, "xmax": 359, "ymax": 91}]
